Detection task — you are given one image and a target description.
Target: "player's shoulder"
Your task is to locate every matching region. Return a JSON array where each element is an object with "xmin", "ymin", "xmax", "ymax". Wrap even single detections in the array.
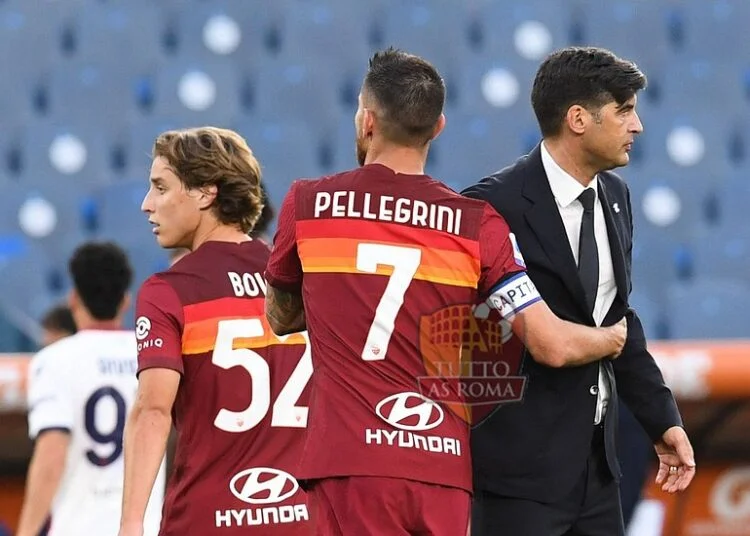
[
  {"xmin": 29, "ymin": 333, "xmax": 84, "ymax": 377},
  {"xmin": 462, "ymin": 154, "xmax": 529, "ymax": 199}
]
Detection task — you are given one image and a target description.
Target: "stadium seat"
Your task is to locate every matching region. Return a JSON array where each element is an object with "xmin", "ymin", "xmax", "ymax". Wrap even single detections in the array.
[
  {"xmin": 234, "ymin": 118, "xmax": 323, "ymax": 208},
  {"xmin": 666, "ymin": 278, "xmax": 750, "ymax": 339},
  {"xmin": 378, "ymin": 0, "xmax": 473, "ymax": 80},
  {"xmin": 123, "ymin": 117, "xmax": 195, "ymax": 177},
  {"xmin": 252, "ymin": 55, "xmax": 346, "ymax": 139},
  {"xmin": 70, "ymin": 3, "xmax": 167, "ymax": 78},
  {"xmin": 46, "ymin": 61, "xmax": 141, "ymax": 131},
  {"xmin": 17, "ymin": 120, "xmax": 114, "ymax": 187},
  {"xmin": 170, "ymin": 1, "xmax": 280, "ymax": 68},
  {"xmin": 431, "ymin": 111, "xmax": 537, "ymax": 190},
  {"xmin": 93, "ymin": 179, "xmax": 151, "ymax": 243},
  {"xmin": 278, "ymin": 1, "xmax": 374, "ymax": 77},
  {"xmin": 579, "ymin": 0, "xmax": 674, "ymax": 74},
  {"xmin": 476, "ymin": 0, "xmax": 572, "ymax": 63},
  {"xmin": 678, "ymin": 0, "xmax": 750, "ymax": 58},
  {"xmin": 153, "ymin": 59, "xmax": 241, "ymax": 128}
]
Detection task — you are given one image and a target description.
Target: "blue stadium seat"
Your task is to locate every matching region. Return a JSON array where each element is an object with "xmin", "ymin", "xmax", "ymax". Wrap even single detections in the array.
[
  {"xmin": 124, "ymin": 117, "xmax": 195, "ymax": 177},
  {"xmin": 235, "ymin": 119, "xmax": 322, "ymax": 208},
  {"xmin": 659, "ymin": 61, "xmax": 746, "ymax": 112},
  {"xmin": 171, "ymin": 1, "xmax": 280, "ymax": 68},
  {"xmin": 70, "ymin": 3, "xmax": 167, "ymax": 77},
  {"xmin": 666, "ymin": 278, "xmax": 750, "ymax": 339},
  {"xmin": 629, "ymin": 290, "xmax": 664, "ymax": 341},
  {"xmin": 476, "ymin": 0, "xmax": 572, "ymax": 62},
  {"xmin": 690, "ymin": 223, "xmax": 750, "ymax": 281},
  {"xmin": 580, "ymin": 1, "xmax": 674, "ymax": 74},
  {"xmin": 637, "ymin": 110, "xmax": 735, "ymax": 174},
  {"xmin": 252, "ymin": 55, "xmax": 346, "ymax": 139},
  {"xmin": 378, "ymin": 0, "xmax": 473, "ymax": 79},
  {"xmin": 0, "ymin": 245, "xmax": 60, "ymax": 323},
  {"xmin": 93, "ymin": 179, "xmax": 150, "ymax": 243},
  {"xmin": 679, "ymin": 0, "xmax": 750, "ymax": 58},
  {"xmin": 453, "ymin": 55, "xmax": 540, "ymax": 123},
  {"xmin": 153, "ymin": 59, "xmax": 241, "ymax": 127},
  {"xmin": 47, "ymin": 61, "xmax": 140, "ymax": 131},
  {"xmin": 279, "ymin": 1, "xmax": 374, "ymax": 77},
  {"xmin": 431, "ymin": 111, "xmax": 536, "ymax": 190},
  {"xmin": 18, "ymin": 120, "xmax": 114, "ymax": 187}
]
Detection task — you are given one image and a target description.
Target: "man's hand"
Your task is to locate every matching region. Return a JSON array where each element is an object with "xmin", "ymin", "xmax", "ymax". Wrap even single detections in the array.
[
  {"xmin": 654, "ymin": 426, "xmax": 696, "ymax": 493},
  {"xmin": 608, "ymin": 317, "xmax": 628, "ymax": 359}
]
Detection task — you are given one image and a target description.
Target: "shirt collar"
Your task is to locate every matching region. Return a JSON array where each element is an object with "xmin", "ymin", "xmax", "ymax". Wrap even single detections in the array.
[{"xmin": 540, "ymin": 141, "xmax": 598, "ymax": 208}]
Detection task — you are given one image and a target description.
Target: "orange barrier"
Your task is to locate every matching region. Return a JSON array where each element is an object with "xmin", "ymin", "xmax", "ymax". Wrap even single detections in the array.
[
  {"xmin": 649, "ymin": 341, "xmax": 750, "ymax": 400},
  {"xmin": 642, "ymin": 464, "xmax": 750, "ymax": 536}
]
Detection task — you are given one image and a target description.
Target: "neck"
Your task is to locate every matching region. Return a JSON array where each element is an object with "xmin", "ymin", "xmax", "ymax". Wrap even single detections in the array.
[
  {"xmin": 365, "ymin": 141, "xmax": 428, "ymax": 176},
  {"xmin": 74, "ymin": 313, "xmax": 122, "ymax": 331},
  {"xmin": 543, "ymin": 137, "xmax": 598, "ymax": 187},
  {"xmin": 191, "ymin": 222, "xmax": 249, "ymax": 251}
]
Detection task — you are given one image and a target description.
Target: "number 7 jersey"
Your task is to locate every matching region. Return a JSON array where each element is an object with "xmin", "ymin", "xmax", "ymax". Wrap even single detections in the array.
[
  {"xmin": 265, "ymin": 164, "xmax": 526, "ymax": 493},
  {"xmin": 136, "ymin": 240, "xmax": 311, "ymax": 535}
]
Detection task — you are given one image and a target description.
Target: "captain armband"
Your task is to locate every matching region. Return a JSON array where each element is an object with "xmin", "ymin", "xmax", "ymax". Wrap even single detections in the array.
[{"xmin": 486, "ymin": 272, "xmax": 542, "ymax": 321}]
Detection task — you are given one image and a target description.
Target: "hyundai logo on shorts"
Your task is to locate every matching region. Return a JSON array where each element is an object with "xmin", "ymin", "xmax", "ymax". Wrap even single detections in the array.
[
  {"xmin": 229, "ymin": 467, "xmax": 299, "ymax": 505},
  {"xmin": 375, "ymin": 392, "xmax": 444, "ymax": 431}
]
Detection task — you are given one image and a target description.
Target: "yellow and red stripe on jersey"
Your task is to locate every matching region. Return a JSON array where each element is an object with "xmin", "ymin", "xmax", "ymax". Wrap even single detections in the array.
[
  {"xmin": 181, "ymin": 296, "xmax": 306, "ymax": 356},
  {"xmin": 296, "ymin": 219, "xmax": 481, "ymax": 289}
]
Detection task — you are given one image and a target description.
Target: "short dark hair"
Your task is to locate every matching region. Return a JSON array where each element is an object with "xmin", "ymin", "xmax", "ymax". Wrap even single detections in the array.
[
  {"xmin": 250, "ymin": 182, "xmax": 275, "ymax": 238},
  {"xmin": 41, "ymin": 305, "xmax": 77, "ymax": 335},
  {"xmin": 363, "ymin": 47, "xmax": 445, "ymax": 146},
  {"xmin": 69, "ymin": 242, "xmax": 132, "ymax": 321},
  {"xmin": 531, "ymin": 46, "xmax": 647, "ymax": 138},
  {"xmin": 153, "ymin": 127, "xmax": 264, "ymax": 234}
]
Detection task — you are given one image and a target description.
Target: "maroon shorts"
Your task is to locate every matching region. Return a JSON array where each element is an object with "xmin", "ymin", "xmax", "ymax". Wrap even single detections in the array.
[{"xmin": 307, "ymin": 476, "xmax": 470, "ymax": 535}]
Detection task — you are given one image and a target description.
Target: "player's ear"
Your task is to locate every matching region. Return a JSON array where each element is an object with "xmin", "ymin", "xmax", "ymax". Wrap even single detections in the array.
[
  {"xmin": 431, "ymin": 113, "xmax": 446, "ymax": 141},
  {"xmin": 566, "ymin": 104, "xmax": 587, "ymax": 135},
  {"xmin": 197, "ymin": 184, "xmax": 218, "ymax": 210},
  {"xmin": 362, "ymin": 108, "xmax": 375, "ymax": 138}
]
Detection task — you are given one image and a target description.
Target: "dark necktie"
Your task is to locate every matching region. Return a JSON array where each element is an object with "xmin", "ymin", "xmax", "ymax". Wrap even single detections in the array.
[{"xmin": 577, "ymin": 188, "xmax": 598, "ymax": 315}]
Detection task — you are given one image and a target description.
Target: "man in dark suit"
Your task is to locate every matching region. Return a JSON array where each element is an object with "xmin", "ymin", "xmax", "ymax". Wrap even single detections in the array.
[{"xmin": 463, "ymin": 47, "xmax": 696, "ymax": 536}]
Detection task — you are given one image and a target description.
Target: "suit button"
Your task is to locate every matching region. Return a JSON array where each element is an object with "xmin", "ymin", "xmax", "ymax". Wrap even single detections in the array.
[{"xmin": 589, "ymin": 385, "xmax": 599, "ymax": 395}]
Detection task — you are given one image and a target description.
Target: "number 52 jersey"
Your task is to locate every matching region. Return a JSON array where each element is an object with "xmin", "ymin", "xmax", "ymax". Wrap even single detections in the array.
[
  {"xmin": 27, "ymin": 330, "xmax": 165, "ymax": 536},
  {"xmin": 136, "ymin": 240, "xmax": 311, "ymax": 535}
]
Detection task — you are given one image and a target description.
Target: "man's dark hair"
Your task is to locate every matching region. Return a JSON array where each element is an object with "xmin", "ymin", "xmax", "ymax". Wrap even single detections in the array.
[
  {"xmin": 531, "ymin": 46, "xmax": 647, "ymax": 138},
  {"xmin": 363, "ymin": 47, "xmax": 446, "ymax": 146},
  {"xmin": 41, "ymin": 305, "xmax": 77, "ymax": 335},
  {"xmin": 250, "ymin": 182, "xmax": 275, "ymax": 238},
  {"xmin": 69, "ymin": 242, "xmax": 132, "ymax": 321}
]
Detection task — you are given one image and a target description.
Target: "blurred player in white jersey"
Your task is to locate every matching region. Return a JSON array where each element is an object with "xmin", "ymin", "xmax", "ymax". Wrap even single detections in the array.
[{"xmin": 17, "ymin": 242, "xmax": 165, "ymax": 536}]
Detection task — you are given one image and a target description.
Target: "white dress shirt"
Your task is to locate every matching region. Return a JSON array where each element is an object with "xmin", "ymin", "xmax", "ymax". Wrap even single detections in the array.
[{"xmin": 540, "ymin": 142, "xmax": 617, "ymax": 425}]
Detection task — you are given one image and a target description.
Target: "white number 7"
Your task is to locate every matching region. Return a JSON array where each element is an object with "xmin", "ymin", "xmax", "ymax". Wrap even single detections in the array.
[{"xmin": 356, "ymin": 243, "xmax": 422, "ymax": 361}]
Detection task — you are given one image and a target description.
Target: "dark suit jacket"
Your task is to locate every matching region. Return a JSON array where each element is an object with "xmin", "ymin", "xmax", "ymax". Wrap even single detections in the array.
[{"xmin": 462, "ymin": 145, "xmax": 682, "ymax": 503}]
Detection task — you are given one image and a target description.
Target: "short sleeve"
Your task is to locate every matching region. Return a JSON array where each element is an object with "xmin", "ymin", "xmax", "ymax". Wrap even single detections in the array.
[
  {"xmin": 477, "ymin": 204, "xmax": 526, "ymax": 297},
  {"xmin": 135, "ymin": 276, "xmax": 185, "ymax": 376},
  {"xmin": 27, "ymin": 350, "xmax": 73, "ymax": 439},
  {"xmin": 265, "ymin": 182, "xmax": 303, "ymax": 292}
]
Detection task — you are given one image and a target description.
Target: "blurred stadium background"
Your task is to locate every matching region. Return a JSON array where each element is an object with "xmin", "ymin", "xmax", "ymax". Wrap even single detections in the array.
[{"xmin": 0, "ymin": 0, "xmax": 748, "ymax": 534}]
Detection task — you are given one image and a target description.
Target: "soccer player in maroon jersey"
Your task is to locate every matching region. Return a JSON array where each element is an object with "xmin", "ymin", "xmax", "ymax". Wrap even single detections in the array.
[
  {"xmin": 264, "ymin": 49, "xmax": 627, "ymax": 536},
  {"xmin": 119, "ymin": 127, "xmax": 312, "ymax": 536}
]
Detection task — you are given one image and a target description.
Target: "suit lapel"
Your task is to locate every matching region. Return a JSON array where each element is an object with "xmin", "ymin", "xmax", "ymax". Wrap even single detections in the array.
[
  {"xmin": 521, "ymin": 145, "xmax": 591, "ymax": 318},
  {"xmin": 597, "ymin": 180, "xmax": 628, "ymax": 304}
]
